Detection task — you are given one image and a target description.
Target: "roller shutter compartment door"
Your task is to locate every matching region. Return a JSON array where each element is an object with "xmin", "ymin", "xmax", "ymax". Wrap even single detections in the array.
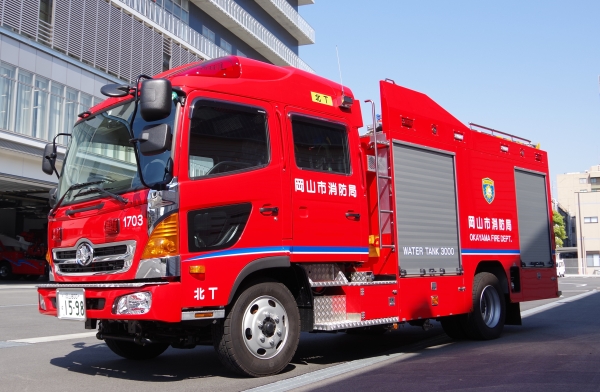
[
  {"xmin": 393, "ymin": 143, "xmax": 461, "ymax": 276},
  {"xmin": 515, "ymin": 170, "xmax": 552, "ymax": 267}
]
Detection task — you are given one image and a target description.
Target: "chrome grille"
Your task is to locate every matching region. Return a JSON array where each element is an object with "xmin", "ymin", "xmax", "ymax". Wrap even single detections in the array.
[
  {"xmin": 53, "ymin": 240, "xmax": 136, "ymax": 276},
  {"xmin": 58, "ymin": 260, "xmax": 125, "ymax": 274}
]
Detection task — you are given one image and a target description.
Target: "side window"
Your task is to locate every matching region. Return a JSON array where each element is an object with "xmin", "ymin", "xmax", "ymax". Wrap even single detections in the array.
[
  {"xmin": 189, "ymin": 100, "xmax": 269, "ymax": 178},
  {"xmin": 291, "ymin": 116, "xmax": 350, "ymax": 174},
  {"xmin": 188, "ymin": 204, "xmax": 251, "ymax": 252}
]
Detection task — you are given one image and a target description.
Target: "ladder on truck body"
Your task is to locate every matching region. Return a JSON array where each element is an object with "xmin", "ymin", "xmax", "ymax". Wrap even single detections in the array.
[{"xmin": 365, "ymin": 100, "xmax": 395, "ymax": 253}]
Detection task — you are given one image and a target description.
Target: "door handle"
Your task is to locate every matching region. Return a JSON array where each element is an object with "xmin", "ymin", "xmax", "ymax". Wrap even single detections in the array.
[
  {"xmin": 345, "ymin": 212, "xmax": 360, "ymax": 220},
  {"xmin": 260, "ymin": 206, "xmax": 279, "ymax": 215}
]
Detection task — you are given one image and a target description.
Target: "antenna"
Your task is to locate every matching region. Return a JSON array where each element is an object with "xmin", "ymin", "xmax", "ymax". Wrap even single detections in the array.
[{"xmin": 336, "ymin": 45, "xmax": 344, "ymax": 96}]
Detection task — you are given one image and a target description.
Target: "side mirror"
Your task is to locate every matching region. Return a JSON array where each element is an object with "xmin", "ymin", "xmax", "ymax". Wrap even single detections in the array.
[
  {"xmin": 139, "ymin": 124, "xmax": 172, "ymax": 156},
  {"xmin": 48, "ymin": 187, "xmax": 57, "ymax": 208},
  {"xmin": 139, "ymin": 79, "xmax": 172, "ymax": 122},
  {"xmin": 42, "ymin": 143, "xmax": 56, "ymax": 176}
]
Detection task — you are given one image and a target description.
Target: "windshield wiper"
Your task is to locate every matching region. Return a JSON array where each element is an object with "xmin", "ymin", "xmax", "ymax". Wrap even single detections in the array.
[
  {"xmin": 49, "ymin": 180, "xmax": 105, "ymax": 216},
  {"xmin": 74, "ymin": 186, "xmax": 128, "ymax": 204}
]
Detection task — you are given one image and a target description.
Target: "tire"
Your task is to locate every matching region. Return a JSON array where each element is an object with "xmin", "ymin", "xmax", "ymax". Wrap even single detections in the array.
[
  {"xmin": 463, "ymin": 272, "xmax": 506, "ymax": 340},
  {"xmin": 105, "ymin": 339, "xmax": 169, "ymax": 360},
  {"xmin": 0, "ymin": 261, "xmax": 13, "ymax": 280},
  {"xmin": 212, "ymin": 281, "xmax": 300, "ymax": 377},
  {"xmin": 439, "ymin": 315, "xmax": 468, "ymax": 340}
]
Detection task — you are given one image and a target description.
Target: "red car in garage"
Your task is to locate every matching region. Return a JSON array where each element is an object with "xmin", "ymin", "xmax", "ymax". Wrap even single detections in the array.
[{"xmin": 0, "ymin": 234, "xmax": 48, "ymax": 280}]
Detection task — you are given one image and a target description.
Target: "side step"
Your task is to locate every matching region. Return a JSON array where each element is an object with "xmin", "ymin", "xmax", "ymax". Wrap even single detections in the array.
[
  {"xmin": 314, "ymin": 317, "xmax": 400, "ymax": 331},
  {"xmin": 313, "ymin": 295, "xmax": 398, "ymax": 331}
]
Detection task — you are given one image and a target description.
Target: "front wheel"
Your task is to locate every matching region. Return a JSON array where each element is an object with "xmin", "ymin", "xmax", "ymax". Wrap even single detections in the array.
[
  {"xmin": 105, "ymin": 339, "xmax": 169, "ymax": 360},
  {"xmin": 463, "ymin": 272, "xmax": 506, "ymax": 340},
  {"xmin": 212, "ymin": 281, "xmax": 300, "ymax": 377}
]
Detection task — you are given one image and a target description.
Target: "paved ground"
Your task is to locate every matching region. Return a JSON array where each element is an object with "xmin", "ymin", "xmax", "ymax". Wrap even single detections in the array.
[{"xmin": 0, "ymin": 276, "xmax": 598, "ymax": 391}]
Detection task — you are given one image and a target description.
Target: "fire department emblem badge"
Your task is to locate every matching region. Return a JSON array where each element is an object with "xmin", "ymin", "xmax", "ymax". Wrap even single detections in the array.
[
  {"xmin": 482, "ymin": 178, "xmax": 495, "ymax": 204},
  {"xmin": 76, "ymin": 242, "xmax": 94, "ymax": 266}
]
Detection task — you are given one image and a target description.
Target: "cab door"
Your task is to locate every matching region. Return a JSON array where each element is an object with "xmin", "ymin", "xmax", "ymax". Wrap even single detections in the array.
[
  {"xmin": 284, "ymin": 108, "xmax": 368, "ymax": 262},
  {"xmin": 178, "ymin": 92, "xmax": 286, "ymax": 308}
]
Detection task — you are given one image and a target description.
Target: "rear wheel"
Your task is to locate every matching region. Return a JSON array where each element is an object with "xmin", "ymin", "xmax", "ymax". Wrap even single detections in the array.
[
  {"xmin": 105, "ymin": 339, "xmax": 169, "ymax": 360},
  {"xmin": 0, "ymin": 261, "xmax": 12, "ymax": 280},
  {"xmin": 212, "ymin": 281, "xmax": 300, "ymax": 377},
  {"xmin": 463, "ymin": 272, "xmax": 505, "ymax": 340}
]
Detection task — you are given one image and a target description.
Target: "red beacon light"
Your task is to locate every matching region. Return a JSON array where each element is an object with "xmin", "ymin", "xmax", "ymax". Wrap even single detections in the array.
[{"xmin": 177, "ymin": 56, "xmax": 241, "ymax": 79}]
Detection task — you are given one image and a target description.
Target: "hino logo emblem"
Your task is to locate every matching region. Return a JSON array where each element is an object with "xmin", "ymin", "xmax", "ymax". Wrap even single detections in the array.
[{"xmin": 76, "ymin": 243, "xmax": 94, "ymax": 266}]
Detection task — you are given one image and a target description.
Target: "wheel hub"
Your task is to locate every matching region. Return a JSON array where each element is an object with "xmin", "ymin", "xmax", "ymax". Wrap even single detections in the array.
[
  {"xmin": 480, "ymin": 285, "xmax": 501, "ymax": 328},
  {"xmin": 262, "ymin": 319, "xmax": 276, "ymax": 337},
  {"xmin": 242, "ymin": 295, "xmax": 288, "ymax": 359}
]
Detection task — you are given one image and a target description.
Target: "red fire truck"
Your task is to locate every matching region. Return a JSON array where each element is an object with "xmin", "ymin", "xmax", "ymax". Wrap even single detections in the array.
[{"xmin": 37, "ymin": 56, "xmax": 558, "ymax": 377}]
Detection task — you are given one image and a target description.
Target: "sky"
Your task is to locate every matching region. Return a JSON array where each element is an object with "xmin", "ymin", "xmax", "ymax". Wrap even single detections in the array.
[{"xmin": 299, "ymin": 1, "xmax": 600, "ymax": 194}]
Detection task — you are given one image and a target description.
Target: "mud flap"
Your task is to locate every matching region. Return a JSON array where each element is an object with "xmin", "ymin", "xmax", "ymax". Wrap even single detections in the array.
[{"xmin": 505, "ymin": 299, "xmax": 522, "ymax": 325}]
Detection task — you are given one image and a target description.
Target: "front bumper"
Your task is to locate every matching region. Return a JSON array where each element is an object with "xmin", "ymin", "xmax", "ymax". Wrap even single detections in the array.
[{"xmin": 37, "ymin": 281, "xmax": 184, "ymax": 323}]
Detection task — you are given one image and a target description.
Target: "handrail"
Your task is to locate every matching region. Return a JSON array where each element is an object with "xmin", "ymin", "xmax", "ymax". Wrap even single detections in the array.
[
  {"xmin": 469, "ymin": 122, "xmax": 533, "ymax": 146},
  {"xmin": 115, "ymin": 0, "xmax": 229, "ymax": 60},
  {"xmin": 115, "ymin": 0, "xmax": 314, "ymax": 73},
  {"xmin": 204, "ymin": 0, "xmax": 314, "ymax": 72},
  {"xmin": 268, "ymin": 0, "xmax": 315, "ymax": 42}
]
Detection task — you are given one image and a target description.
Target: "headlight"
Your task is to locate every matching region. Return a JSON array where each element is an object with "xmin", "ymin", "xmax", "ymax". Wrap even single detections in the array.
[{"xmin": 114, "ymin": 292, "xmax": 152, "ymax": 315}]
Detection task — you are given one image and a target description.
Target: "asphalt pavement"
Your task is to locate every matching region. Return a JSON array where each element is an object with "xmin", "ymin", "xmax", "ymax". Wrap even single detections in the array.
[{"xmin": 0, "ymin": 276, "xmax": 598, "ymax": 391}]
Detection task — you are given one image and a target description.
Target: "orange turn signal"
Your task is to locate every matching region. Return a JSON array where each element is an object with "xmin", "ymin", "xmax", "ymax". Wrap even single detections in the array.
[
  {"xmin": 141, "ymin": 214, "xmax": 179, "ymax": 259},
  {"xmin": 190, "ymin": 265, "xmax": 206, "ymax": 281}
]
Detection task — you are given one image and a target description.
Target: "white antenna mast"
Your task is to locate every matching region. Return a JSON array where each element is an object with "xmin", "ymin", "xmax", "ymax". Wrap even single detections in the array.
[
  {"xmin": 336, "ymin": 46, "xmax": 353, "ymax": 109},
  {"xmin": 336, "ymin": 45, "xmax": 344, "ymax": 96}
]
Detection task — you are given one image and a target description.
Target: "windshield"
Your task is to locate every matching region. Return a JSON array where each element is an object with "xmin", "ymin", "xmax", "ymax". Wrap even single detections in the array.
[{"xmin": 57, "ymin": 99, "xmax": 177, "ymax": 205}]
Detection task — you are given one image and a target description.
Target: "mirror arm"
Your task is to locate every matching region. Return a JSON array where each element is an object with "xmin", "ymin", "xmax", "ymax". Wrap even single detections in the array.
[
  {"xmin": 134, "ymin": 74, "xmax": 153, "ymax": 103},
  {"xmin": 45, "ymin": 133, "xmax": 71, "ymax": 179}
]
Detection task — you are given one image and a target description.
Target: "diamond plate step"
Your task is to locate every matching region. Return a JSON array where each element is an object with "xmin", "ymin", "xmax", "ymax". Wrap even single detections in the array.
[{"xmin": 313, "ymin": 317, "xmax": 400, "ymax": 331}]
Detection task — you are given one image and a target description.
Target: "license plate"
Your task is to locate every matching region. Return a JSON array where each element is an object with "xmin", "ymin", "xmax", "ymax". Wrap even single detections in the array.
[{"xmin": 56, "ymin": 289, "xmax": 86, "ymax": 321}]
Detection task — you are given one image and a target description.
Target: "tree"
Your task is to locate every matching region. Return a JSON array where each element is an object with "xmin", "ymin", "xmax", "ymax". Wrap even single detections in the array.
[{"xmin": 553, "ymin": 210, "xmax": 567, "ymax": 248}]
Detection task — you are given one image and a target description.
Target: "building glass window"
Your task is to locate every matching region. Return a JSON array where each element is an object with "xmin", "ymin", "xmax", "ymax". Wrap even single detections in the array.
[
  {"xmin": 202, "ymin": 26, "xmax": 215, "ymax": 43},
  {"xmin": 63, "ymin": 88, "xmax": 78, "ymax": 145},
  {"xmin": 236, "ymin": 50, "xmax": 246, "ymax": 57},
  {"xmin": 584, "ymin": 217, "xmax": 598, "ymax": 224},
  {"xmin": 220, "ymin": 39, "xmax": 232, "ymax": 54},
  {"xmin": 591, "ymin": 178, "xmax": 598, "ymax": 184},
  {"xmin": 15, "ymin": 70, "xmax": 34, "ymax": 137},
  {"xmin": 79, "ymin": 93, "xmax": 93, "ymax": 114},
  {"xmin": 48, "ymin": 82, "xmax": 64, "ymax": 143},
  {"xmin": 154, "ymin": 0, "xmax": 188, "ymax": 23},
  {"xmin": 579, "ymin": 178, "xmax": 587, "ymax": 184},
  {"xmin": 0, "ymin": 62, "xmax": 16, "ymax": 131},
  {"xmin": 587, "ymin": 252, "xmax": 600, "ymax": 267},
  {"xmin": 39, "ymin": 0, "xmax": 53, "ymax": 24},
  {"xmin": 0, "ymin": 62, "xmax": 103, "ymax": 145},
  {"xmin": 32, "ymin": 76, "xmax": 49, "ymax": 140}
]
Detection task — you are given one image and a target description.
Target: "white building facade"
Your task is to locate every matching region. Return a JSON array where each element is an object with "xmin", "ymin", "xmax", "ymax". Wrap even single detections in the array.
[
  {"xmin": 0, "ymin": 0, "xmax": 314, "ymax": 238},
  {"xmin": 557, "ymin": 165, "xmax": 600, "ymax": 275}
]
